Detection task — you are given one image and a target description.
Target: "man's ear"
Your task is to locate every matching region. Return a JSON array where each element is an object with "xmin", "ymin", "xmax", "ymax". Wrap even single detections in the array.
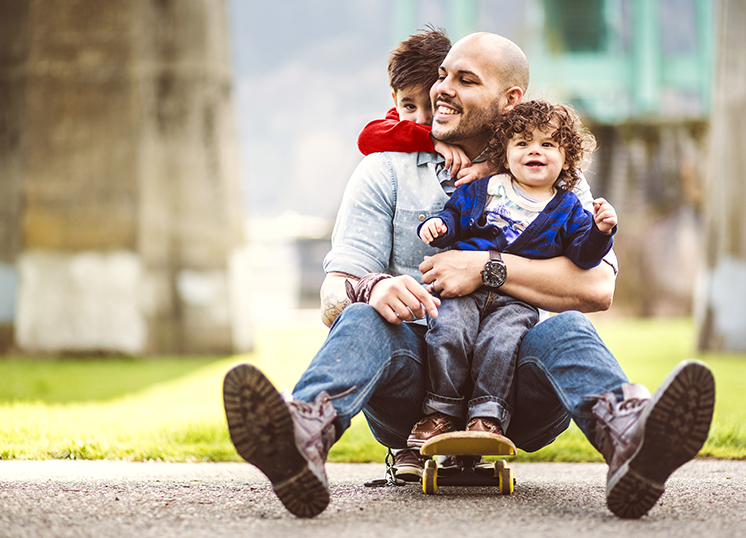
[{"xmin": 503, "ymin": 87, "xmax": 523, "ymax": 111}]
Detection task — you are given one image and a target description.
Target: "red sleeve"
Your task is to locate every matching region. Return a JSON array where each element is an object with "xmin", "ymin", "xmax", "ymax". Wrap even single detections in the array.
[{"xmin": 357, "ymin": 107, "xmax": 436, "ymax": 155}]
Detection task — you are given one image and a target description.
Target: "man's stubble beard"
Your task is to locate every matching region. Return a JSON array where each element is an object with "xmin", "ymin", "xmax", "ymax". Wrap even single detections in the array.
[{"xmin": 431, "ymin": 98, "xmax": 504, "ymax": 145}]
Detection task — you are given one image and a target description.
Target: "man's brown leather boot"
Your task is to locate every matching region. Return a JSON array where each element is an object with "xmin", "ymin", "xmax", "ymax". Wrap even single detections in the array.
[
  {"xmin": 592, "ymin": 360, "xmax": 715, "ymax": 519},
  {"xmin": 223, "ymin": 364, "xmax": 337, "ymax": 518}
]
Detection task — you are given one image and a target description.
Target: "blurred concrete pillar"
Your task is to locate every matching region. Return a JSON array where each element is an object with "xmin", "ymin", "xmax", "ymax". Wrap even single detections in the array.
[
  {"xmin": 696, "ymin": 0, "xmax": 746, "ymax": 351},
  {"xmin": 0, "ymin": 0, "xmax": 250, "ymax": 354}
]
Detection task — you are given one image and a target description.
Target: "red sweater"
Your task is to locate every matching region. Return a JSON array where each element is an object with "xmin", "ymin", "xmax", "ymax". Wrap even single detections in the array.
[{"xmin": 357, "ymin": 107, "xmax": 435, "ymax": 155}]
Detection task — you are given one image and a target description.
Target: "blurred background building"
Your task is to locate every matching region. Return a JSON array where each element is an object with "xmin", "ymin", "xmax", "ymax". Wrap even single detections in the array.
[{"xmin": 0, "ymin": 0, "xmax": 736, "ymax": 355}]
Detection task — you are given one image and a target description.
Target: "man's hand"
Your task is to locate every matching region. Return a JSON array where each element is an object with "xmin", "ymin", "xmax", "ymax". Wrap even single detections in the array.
[
  {"xmin": 433, "ymin": 140, "xmax": 471, "ymax": 178},
  {"xmin": 419, "ymin": 250, "xmax": 488, "ymax": 298},
  {"xmin": 419, "ymin": 218, "xmax": 448, "ymax": 244},
  {"xmin": 454, "ymin": 161, "xmax": 494, "ymax": 186},
  {"xmin": 368, "ymin": 275, "xmax": 441, "ymax": 324},
  {"xmin": 593, "ymin": 198, "xmax": 617, "ymax": 234}
]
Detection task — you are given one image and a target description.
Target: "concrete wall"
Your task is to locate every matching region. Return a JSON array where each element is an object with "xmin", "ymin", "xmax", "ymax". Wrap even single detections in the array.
[{"xmin": 0, "ymin": 0, "xmax": 248, "ymax": 354}]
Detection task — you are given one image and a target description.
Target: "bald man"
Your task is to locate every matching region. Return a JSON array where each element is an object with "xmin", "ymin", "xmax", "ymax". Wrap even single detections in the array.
[{"xmin": 222, "ymin": 33, "xmax": 715, "ymax": 519}]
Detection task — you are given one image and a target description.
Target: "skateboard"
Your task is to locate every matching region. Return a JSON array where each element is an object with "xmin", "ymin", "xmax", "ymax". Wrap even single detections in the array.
[{"xmin": 419, "ymin": 431, "xmax": 517, "ymax": 495}]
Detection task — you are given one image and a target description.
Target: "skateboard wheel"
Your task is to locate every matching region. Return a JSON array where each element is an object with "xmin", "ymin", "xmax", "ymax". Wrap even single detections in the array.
[
  {"xmin": 493, "ymin": 459, "xmax": 506, "ymax": 476},
  {"xmin": 423, "ymin": 458, "xmax": 438, "ymax": 494},
  {"xmin": 499, "ymin": 467, "xmax": 514, "ymax": 494}
]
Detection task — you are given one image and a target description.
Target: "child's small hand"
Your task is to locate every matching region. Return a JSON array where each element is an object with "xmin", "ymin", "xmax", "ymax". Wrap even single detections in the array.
[
  {"xmin": 593, "ymin": 198, "xmax": 617, "ymax": 234},
  {"xmin": 420, "ymin": 218, "xmax": 448, "ymax": 244},
  {"xmin": 455, "ymin": 161, "xmax": 495, "ymax": 186},
  {"xmin": 433, "ymin": 140, "xmax": 471, "ymax": 178}
]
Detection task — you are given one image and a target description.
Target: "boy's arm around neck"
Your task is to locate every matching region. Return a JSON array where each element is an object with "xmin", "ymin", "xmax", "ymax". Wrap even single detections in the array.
[{"xmin": 357, "ymin": 107, "xmax": 435, "ymax": 155}]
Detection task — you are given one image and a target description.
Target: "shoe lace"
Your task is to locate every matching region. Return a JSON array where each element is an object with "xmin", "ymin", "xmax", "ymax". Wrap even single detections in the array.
[
  {"xmin": 291, "ymin": 385, "xmax": 357, "ymax": 417},
  {"xmin": 468, "ymin": 417, "xmax": 500, "ymax": 432},
  {"xmin": 416, "ymin": 413, "xmax": 453, "ymax": 429},
  {"xmin": 584, "ymin": 393, "xmax": 648, "ymax": 415},
  {"xmin": 618, "ymin": 397, "xmax": 646, "ymax": 411}
]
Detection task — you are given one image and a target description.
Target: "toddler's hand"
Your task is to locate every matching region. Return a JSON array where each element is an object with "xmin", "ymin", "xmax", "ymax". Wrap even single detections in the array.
[
  {"xmin": 593, "ymin": 198, "xmax": 617, "ymax": 234},
  {"xmin": 455, "ymin": 160, "xmax": 494, "ymax": 186},
  {"xmin": 420, "ymin": 218, "xmax": 447, "ymax": 244}
]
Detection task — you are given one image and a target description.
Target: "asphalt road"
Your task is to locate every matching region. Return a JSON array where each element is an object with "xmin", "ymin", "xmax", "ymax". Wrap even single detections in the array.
[{"xmin": 1, "ymin": 459, "xmax": 745, "ymax": 537}]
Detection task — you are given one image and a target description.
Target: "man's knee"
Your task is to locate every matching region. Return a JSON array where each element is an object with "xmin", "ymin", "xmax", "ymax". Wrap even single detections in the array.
[{"xmin": 520, "ymin": 311, "xmax": 597, "ymax": 361}]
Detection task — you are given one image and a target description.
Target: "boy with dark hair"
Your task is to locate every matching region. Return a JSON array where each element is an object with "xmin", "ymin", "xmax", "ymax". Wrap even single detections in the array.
[{"xmin": 357, "ymin": 26, "xmax": 449, "ymax": 153}]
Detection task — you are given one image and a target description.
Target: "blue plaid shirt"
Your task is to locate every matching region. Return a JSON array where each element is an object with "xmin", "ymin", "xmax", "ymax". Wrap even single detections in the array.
[{"xmin": 418, "ymin": 174, "xmax": 616, "ymax": 269}]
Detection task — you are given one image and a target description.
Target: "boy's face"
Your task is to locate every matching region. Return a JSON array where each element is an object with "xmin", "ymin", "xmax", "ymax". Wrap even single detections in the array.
[
  {"xmin": 392, "ymin": 85, "xmax": 433, "ymax": 125},
  {"xmin": 506, "ymin": 125, "xmax": 569, "ymax": 196}
]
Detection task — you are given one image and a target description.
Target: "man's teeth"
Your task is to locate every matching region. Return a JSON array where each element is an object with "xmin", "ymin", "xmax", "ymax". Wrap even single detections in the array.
[{"xmin": 438, "ymin": 106, "xmax": 458, "ymax": 115}]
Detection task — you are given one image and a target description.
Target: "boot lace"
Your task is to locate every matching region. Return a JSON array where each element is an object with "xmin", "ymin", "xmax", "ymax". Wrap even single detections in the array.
[{"xmin": 289, "ymin": 385, "xmax": 357, "ymax": 417}]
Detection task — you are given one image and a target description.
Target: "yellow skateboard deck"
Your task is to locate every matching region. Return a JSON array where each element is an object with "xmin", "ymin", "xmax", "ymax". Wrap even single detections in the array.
[
  {"xmin": 421, "ymin": 431, "xmax": 517, "ymax": 457},
  {"xmin": 419, "ymin": 431, "xmax": 517, "ymax": 495}
]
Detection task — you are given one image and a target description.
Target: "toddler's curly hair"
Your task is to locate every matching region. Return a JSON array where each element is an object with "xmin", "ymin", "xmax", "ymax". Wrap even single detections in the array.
[{"xmin": 486, "ymin": 100, "xmax": 596, "ymax": 191}]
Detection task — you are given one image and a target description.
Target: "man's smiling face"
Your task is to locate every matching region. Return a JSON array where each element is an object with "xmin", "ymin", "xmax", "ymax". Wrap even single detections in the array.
[{"xmin": 429, "ymin": 36, "xmax": 510, "ymax": 159}]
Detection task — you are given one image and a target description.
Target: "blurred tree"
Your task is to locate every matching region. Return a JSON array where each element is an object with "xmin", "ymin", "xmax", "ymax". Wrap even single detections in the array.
[{"xmin": 697, "ymin": 0, "xmax": 746, "ymax": 351}]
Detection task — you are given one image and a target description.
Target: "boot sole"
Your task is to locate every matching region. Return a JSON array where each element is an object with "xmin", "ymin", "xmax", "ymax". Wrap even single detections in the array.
[
  {"xmin": 606, "ymin": 360, "xmax": 715, "ymax": 518},
  {"xmin": 223, "ymin": 364, "xmax": 330, "ymax": 518}
]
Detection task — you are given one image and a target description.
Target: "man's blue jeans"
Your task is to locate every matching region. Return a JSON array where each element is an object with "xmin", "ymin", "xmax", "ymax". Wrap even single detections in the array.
[
  {"xmin": 292, "ymin": 303, "xmax": 628, "ymax": 452},
  {"xmin": 423, "ymin": 289, "xmax": 538, "ymax": 431}
]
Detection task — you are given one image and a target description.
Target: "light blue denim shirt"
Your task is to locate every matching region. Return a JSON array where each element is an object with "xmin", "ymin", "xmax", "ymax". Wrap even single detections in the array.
[{"xmin": 323, "ymin": 150, "xmax": 617, "ymax": 285}]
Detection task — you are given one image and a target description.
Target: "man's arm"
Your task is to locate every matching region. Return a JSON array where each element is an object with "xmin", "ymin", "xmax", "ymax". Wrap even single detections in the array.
[
  {"xmin": 320, "ymin": 273, "xmax": 353, "ymax": 327},
  {"xmin": 419, "ymin": 250, "xmax": 615, "ymax": 313}
]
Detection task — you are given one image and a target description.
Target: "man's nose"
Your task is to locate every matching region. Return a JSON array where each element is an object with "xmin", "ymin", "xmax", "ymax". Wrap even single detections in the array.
[{"xmin": 434, "ymin": 76, "xmax": 455, "ymax": 97}]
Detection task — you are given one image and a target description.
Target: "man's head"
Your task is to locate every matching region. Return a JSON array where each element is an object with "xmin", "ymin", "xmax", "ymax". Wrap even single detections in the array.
[
  {"xmin": 388, "ymin": 26, "xmax": 451, "ymax": 125},
  {"xmin": 486, "ymin": 100, "xmax": 597, "ymax": 191},
  {"xmin": 430, "ymin": 32, "xmax": 529, "ymax": 158}
]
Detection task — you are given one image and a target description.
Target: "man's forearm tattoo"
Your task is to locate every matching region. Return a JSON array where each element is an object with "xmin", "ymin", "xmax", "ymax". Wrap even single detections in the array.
[{"xmin": 322, "ymin": 294, "xmax": 350, "ymax": 323}]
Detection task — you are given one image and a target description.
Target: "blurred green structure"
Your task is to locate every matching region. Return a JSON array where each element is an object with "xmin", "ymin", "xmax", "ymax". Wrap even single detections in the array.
[
  {"xmin": 393, "ymin": 0, "xmax": 715, "ymax": 123},
  {"xmin": 532, "ymin": 0, "xmax": 714, "ymax": 123}
]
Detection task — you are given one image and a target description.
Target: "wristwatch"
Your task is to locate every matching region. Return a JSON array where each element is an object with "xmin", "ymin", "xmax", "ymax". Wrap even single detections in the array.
[{"xmin": 481, "ymin": 251, "xmax": 507, "ymax": 289}]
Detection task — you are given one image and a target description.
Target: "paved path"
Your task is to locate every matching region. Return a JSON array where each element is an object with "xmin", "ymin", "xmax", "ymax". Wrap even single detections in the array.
[{"xmin": 1, "ymin": 460, "xmax": 745, "ymax": 537}]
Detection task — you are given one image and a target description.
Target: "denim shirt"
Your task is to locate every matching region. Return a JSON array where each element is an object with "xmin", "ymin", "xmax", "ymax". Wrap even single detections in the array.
[
  {"xmin": 323, "ymin": 151, "xmax": 617, "ymax": 284},
  {"xmin": 324, "ymin": 151, "xmax": 452, "ymax": 282}
]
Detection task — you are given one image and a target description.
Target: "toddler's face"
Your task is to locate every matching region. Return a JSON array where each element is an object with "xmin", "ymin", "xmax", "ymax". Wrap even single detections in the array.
[
  {"xmin": 506, "ymin": 125, "xmax": 569, "ymax": 196},
  {"xmin": 393, "ymin": 85, "xmax": 433, "ymax": 125}
]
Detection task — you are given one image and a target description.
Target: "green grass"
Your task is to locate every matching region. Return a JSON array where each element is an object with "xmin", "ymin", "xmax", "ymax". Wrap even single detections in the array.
[{"xmin": 0, "ymin": 317, "xmax": 744, "ymax": 462}]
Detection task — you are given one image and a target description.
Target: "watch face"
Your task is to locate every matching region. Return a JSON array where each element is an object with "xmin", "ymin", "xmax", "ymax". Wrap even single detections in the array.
[{"xmin": 482, "ymin": 261, "xmax": 507, "ymax": 288}]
